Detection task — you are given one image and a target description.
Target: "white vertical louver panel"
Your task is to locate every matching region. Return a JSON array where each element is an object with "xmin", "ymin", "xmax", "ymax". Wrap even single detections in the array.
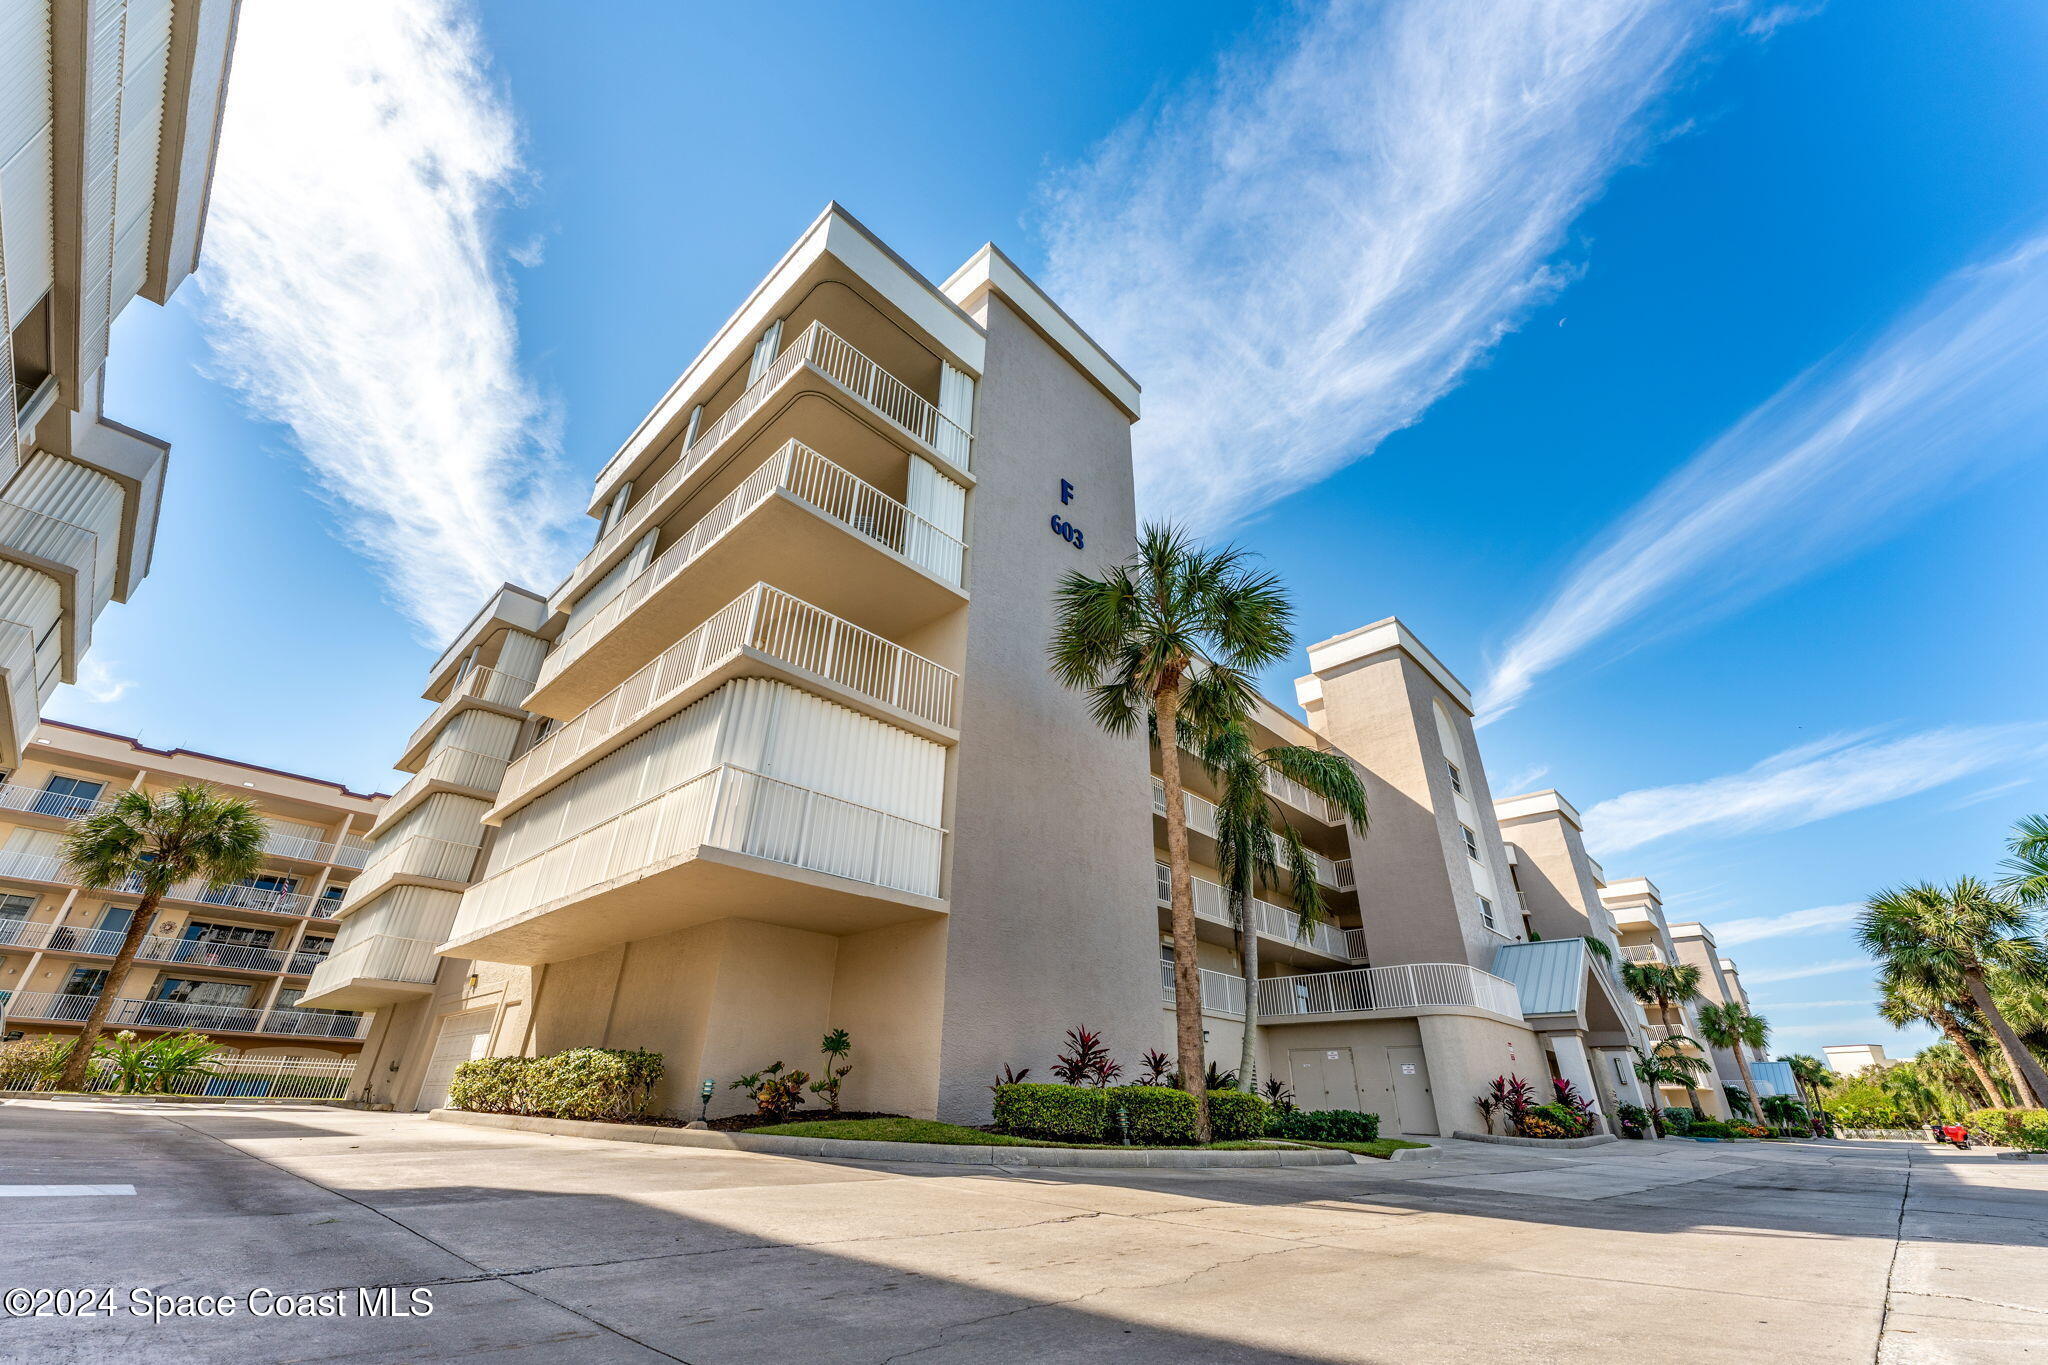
[
  {"xmin": 3, "ymin": 826, "xmax": 63, "ymax": 857},
  {"xmin": 0, "ymin": 128, "xmax": 56, "ymax": 318},
  {"xmin": 559, "ymin": 531, "xmax": 653, "ymax": 639},
  {"xmin": 372, "ymin": 792, "xmax": 489, "ymax": 851},
  {"xmin": 333, "ymin": 885, "xmax": 462, "ymax": 949},
  {"xmin": 903, "ymin": 456, "xmax": 967, "ymax": 582},
  {"xmin": 10, "ymin": 454, "xmax": 123, "ymax": 611},
  {"xmin": 0, "ymin": 0, "xmax": 52, "ymax": 162},
  {"xmin": 0, "ymin": 561, "xmax": 63, "ymax": 699},
  {"xmin": 435, "ymin": 708, "xmax": 522, "ymax": 762},
  {"xmin": 495, "ymin": 629, "xmax": 547, "ymax": 685},
  {"xmin": 937, "ymin": 363, "xmax": 975, "ymax": 469},
  {"xmin": 724, "ymin": 678, "xmax": 944, "ymax": 826}
]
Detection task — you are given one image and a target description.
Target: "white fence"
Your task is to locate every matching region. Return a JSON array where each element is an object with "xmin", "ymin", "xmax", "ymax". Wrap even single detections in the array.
[{"xmin": 0, "ymin": 1053, "xmax": 357, "ymax": 1099}]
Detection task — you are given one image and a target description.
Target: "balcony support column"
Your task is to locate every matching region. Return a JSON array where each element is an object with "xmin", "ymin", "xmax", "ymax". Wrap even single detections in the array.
[{"xmin": 1547, "ymin": 1033, "xmax": 1607, "ymax": 1131}]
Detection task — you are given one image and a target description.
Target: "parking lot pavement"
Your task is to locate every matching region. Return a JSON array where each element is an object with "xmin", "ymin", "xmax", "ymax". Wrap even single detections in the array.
[{"xmin": 2, "ymin": 1097, "xmax": 2043, "ymax": 1363}]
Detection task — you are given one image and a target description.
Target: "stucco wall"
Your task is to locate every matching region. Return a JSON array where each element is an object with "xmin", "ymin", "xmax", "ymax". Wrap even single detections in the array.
[{"xmin": 935, "ymin": 293, "xmax": 1157, "ymax": 1122}]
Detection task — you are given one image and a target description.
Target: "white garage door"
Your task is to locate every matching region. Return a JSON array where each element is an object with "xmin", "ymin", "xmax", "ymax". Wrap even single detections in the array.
[{"xmin": 414, "ymin": 1008, "xmax": 496, "ymax": 1111}]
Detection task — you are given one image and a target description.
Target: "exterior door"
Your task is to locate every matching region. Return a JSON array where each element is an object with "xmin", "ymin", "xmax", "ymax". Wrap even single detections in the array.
[
  {"xmin": 415, "ymin": 1007, "xmax": 496, "ymax": 1111},
  {"xmin": 1289, "ymin": 1047, "xmax": 1362, "ymax": 1112},
  {"xmin": 1388, "ymin": 1045, "xmax": 1437, "ymax": 1135}
]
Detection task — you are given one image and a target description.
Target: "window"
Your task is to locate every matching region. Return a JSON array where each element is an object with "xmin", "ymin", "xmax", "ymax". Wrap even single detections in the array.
[
  {"xmin": 1478, "ymin": 896, "xmax": 1497, "ymax": 932},
  {"xmin": 152, "ymin": 978, "xmax": 254, "ymax": 1008},
  {"xmin": 298, "ymin": 936, "xmax": 334, "ymax": 957},
  {"xmin": 1461, "ymin": 824, "xmax": 1480, "ymax": 859},
  {"xmin": 1446, "ymin": 760, "xmax": 1463, "ymax": 794},
  {"xmin": 319, "ymin": 885, "xmax": 347, "ymax": 907},
  {"xmin": 0, "ymin": 894, "xmax": 29, "ymax": 949},
  {"xmin": 61, "ymin": 967, "xmax": 107, "ymax": 996},
  {"xmin": 33, "ymin": 775, "xmax": 106, "ymax": 819},
  {"xmin": 182, "ymin": 921, "xmax": 276, "ymax": 947}
]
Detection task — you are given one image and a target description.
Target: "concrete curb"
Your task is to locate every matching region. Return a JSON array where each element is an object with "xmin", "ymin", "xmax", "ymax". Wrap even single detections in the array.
[
  {"xmin": 1386, "ymin": 1144, "xmax": 1441, "ymax": 1162},
  {"xmin": 1449, "ymin": 1130, "xmax": 1619, "ymax": 1150},
  {"xmin": 430, "ymin": 1109, "xmax": 1358, "ymax": 1169}
]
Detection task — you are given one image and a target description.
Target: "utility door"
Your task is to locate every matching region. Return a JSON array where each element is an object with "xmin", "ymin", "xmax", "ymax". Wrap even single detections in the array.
[
  {"xmin": 415, "ymin": 1008, "xmax": 496, "ymax": 1111},
  {"xmin": 1289, "ymin": 1047, "xmax": 1362, "ymax": 1112},
  {"xmin": 1387, "ymin": 1045, "xmax": 1438, "ymax": 1135}
]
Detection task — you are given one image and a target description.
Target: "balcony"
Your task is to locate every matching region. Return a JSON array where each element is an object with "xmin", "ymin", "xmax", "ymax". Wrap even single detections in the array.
[
  {"xmin": 589, "ymin": 318, "xmax": 972, "ymax": 545},
  {"xmin": 1621, "ymin": 944, "xmax": 1665, "ymax": 964},
  {"xmin": 372, "ymin": 746, "xmax": 510, "ymax": 835},
  {"xmin": 0, "ymin": 786, "xmax": 367, "ymax": 873},
  {"xmin": 0, "ymin": 779, "xmax": 115, "ymax": 821},
  {"xmin": 494, "ymin": 585, "xmax": 958, "ymax": 824},
  {"xmin": 1, "ymin": 990, "xmax": 367, "ymax": 1039},
  {"xmin": 0, "ymin": 499, "xmax": 99, "ymax": 667},
  {"xmin": 1258, "ymin": 963, "xmax": 1524, "ymax": 1023},
  {"xmin": 0, "ymin": 850, "xmax": 338, "ymax": 918},
  {"xmin": 263, "ymin": 829, "xmax": 373, "ymax": 869},
  {"xmin": 296, "ymin": 934, "xmax": 442, "ymax": 1010},
  {"xmin": 0, "ymin": 622, "xmax": 38, "ymax": 769},
  {"xmin": 400, "ymin": 665, "xmax": 537, "ymax": 770},
  {"xmin": 444, "ymin": 763, "xmax": 946, "ymax": 966},
  {"xmin": 1152, "ymin": 862, "xmax": 1358, "ymax": 963},
  {"xmin": 340, "ymin": 834, "xmax": 482, "ymax": 912},
  {"xmin": 531, "ymin": 440, "xmax": 967, "ymax": 718},
  {"xmin": 1160, "ymin": 961, "xmax": 1250, "ymax": 1018},
  {"xmin": 1152, "ymin": 779, "xmax": 1340, "ymax": 888}
]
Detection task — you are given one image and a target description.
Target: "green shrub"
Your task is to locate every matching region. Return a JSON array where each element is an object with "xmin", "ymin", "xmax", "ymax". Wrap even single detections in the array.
[
  {"xmin": 1528, "ymin": 1101, "xmax": 1591, "ymax": 1137},
  {"xmin": 1267, "ymin": 1108, "xmax": 1380, "ymax": 1142},
  {"xmin": 0, "ymin": 1035, "xmax": 77, "ymax": 1090},
  {"xmin": 1205, "ymin": 1089, "xmax": 1271, "ymax": 1141},
  {"xmin": 1110, "ymin": 1085, "xmax": 1196, "ymax": 1143},
  {"xmin": 1685, "ymin": 1119, "xmax": 1737, "ymax": 1140},
  {"xmin": 1964, "ymin": 1109, "xmax": 2048, "ymax": 1151},
  {"xmin": 994, "ymin": 1082, "xmax": 1111, "ymax": 1141},
  {"xmin": 525, "ymin": 1048, "xmax": 664, "ymax": 1120},
  {"xmin": 1616, "ymin": 1103, "xmax": 1650, "ymax": 1137},
  {"xmin": 447, "ymin": 1056, "xmax": 531, "ymax": 1114},
  {"xmin": 1661, "ymin": 1106, "xmax": 1697, "ymax": 1133}
]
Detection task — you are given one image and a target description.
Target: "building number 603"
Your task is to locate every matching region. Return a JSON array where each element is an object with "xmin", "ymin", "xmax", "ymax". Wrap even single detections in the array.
[{"xmin": 1049, "ymin": 515, "xmax": 1084, "ymax": 550}]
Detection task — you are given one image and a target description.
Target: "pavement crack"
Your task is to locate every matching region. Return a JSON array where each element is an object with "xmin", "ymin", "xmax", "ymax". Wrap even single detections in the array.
[{"xmin": 1874, "ymin": 1143, "xmax": 1914, "ymax": 1362}]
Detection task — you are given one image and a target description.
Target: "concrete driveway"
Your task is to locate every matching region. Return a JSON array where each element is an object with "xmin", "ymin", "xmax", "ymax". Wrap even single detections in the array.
[{"xmin": 1, "ymin": 1097, "xmax": 2043, "ymax": 1363}]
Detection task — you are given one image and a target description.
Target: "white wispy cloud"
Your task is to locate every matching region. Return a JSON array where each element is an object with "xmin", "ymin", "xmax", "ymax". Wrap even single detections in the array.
[
  {"xmin": 197, "ymin": 0, "xmax": 581, "ymax": 643},
  {"xmin": 1499, "ymin": 763, "xmax": 1552, "ymax": 795},
  {"xmin": 1479, "ymin": 233, "xmax": 2048, "ymax": 721},
  {"xmin": 1038, "ymin": 0, "xmax": 1733, "ymax": 532},
  {"xmin": 68, "ymin": 659, "xmax": 134, "ymax": 706},
  {"xmin": 1749, "ymin": 999, "xmax": 1866, "ymax": 1010},
  {"xmin": 1710, "ymin": 902, "xmax": 1860, "ymax": 946},
  {"xmin": 1743, "ymin": 958, "xmax": 1870, "ymax": 986},
  {"xmin": 1584, "ymin": 724, "xmax": 2048, "ymax": 856}
]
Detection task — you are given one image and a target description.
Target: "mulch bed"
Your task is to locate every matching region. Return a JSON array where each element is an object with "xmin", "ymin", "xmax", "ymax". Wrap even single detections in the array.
[{"xmin": 707, "ymin": 1109, "xmax": 899, "ymax": 1132}]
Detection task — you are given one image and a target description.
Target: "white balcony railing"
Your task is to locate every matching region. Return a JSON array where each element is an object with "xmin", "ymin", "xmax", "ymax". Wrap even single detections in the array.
[
  {"xmin": 0, "ymin": 851, "xmax": 334, "ymax": 918},
  {"xmin": 263, "ymin": 829, "xmax": 373, "ymax": 869},
  {"xmin": 454, "ymin": 763, "xmax": 944, "ymax": 943},
  {"xmin": 302, "ymin": 934, "xmax": 441, "ymax": 991},
  {"xmin": 406, "ymin": 665, "xmax": 537, "ymax": 757},
  {"xmin": 0, "ymin": 780, "xmax": 114, "ymax": 821},
  {"xmin": 384, "ymin": 746, "xmax": 509, "ymax": 814},
  {"xmin": 1151, "ymin": 779, "xmax": 1339, "ymax": 888},
  {"xmin": 1344, "ymin": 927, "xmax": 1370, "ymax": 959},
  {"xmin": 351, "ymin": 834, "xmax": 481, "ymax": 892},
  {"xmin": 587, "ymin": 319, "xmax": 971, "ymax": 568},
  {"xmin": 502, "ymin": 586, "xmax": 958, "ymax": 815},
  {"xmin": 0, "ymin": 990, "xmax": 366, "ymax": 1039},
  {"xmin": 1159, "ymin": 960, "xmax": 1251, "ymax": 1018},
  {"xmin": 1334, "ymin": 858, "xmax": 1356, "ymax": 892},
  {"xmin": 0, "ymin": 499, "xmax": 100, "ymax": 614},
  {"xmin": 1259, "ymin": 963, "xmax": 1524, "ymax": 1022},
  {"xmin": 1622, "ymin": 944, "xmax": 1665, "ymax": 964},
  {"xmin": 1152, "ymin": 861, "xmax": 1356, "ymax": 960},
  {"xmin": 542, "ymin": 440, "xmax": 964, "ymax": 694}
]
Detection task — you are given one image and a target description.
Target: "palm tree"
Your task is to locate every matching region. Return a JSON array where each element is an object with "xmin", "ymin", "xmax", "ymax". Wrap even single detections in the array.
[
  {"xmin": 54, "ymin": 785, "xmax": 267, "ymax": 1090},
  {"xmin": 1632, "ymin": 1037, "xmax": 1711, "ymax": 1134},
  {"xmin": 1877, "ymin": 972, "xmax": 2006, "ymax": 1107},
  {"xmin": 1620, "ymin": 960, "xmax": 1710, "ymax": 1111},
  {"xmin": 2000, "ymin": 814, "xmax": 2048, "ymax": 906},
  {"xmin": 1697, "ymin": 1000, "xmax": 1770, "ymax": 1125},
  {"xmin": 1049, "ymin": 524, "xmax": 1291, "ymax": 1140},
  {"xmin": 1784, "ymin": 1054, "xmax": 1834, "ymax": 1127},
  {"xmin": 1191, "ymin": 718, "xmax": 1369, "ymax": 1091},
  {"xmin": 1858, "ymin": 879, "xmax": 2048, "ymax": 1108}
]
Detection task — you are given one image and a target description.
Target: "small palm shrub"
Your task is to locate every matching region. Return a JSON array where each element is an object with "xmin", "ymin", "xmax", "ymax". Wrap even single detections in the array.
[
  {"xmin": 1204, "ymin": 1089, "xmax": 1271, "ymax": 1140},
  {"xmin": 1136, "ymin": 1049, "xmax": 1174, "ymax": 1087},
  {"xmin": 810, "ymin": 1029, "xmax": 854, "ymax": 1115},
  {"xmin": 1051, "ymin": 1027, "xmax": 1120, "ymax": 1086},
  {"xmin": 732, "ymin": 1062, "xmax": 810, "ymax": 1120},
  {"xmin": 1266, "ymin": 1108, "xmax": 1379, "ymax": 1142},
  {"xmin": 1261, "ymin": 1076, "xmax": 1296, "ymax": 1111}
]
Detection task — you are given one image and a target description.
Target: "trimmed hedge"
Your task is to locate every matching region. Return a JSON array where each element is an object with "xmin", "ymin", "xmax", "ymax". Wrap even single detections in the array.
[
  {"xmin": 1685, "ymin": 1119, "xmax": 1738, "ymax": 1140},
  {"xmin": 1266, "ymin": 1108, "xmax": 1380, "ymax": 1142},
  {"xmin": 1964, "ymin": 1108, "xmax": 2048, "ymax": 1151},
  {"xmin": 1661, "ymin": 1107, "xmax": 1697, "ymax": 1133},
  {"xmin": 992, "ymin": 1083, "xmax": 1274, "ymax": 1143},
  {"xmin": 447, "ymin": 1048, "xmax": 664, "ymax": 1120},
  {"xmin": 1205, "ymin": 1089, "xmax": 1272, "ymax": 1141},
  {"xmin": 994, "ymin": 1082, "xmax": 1111, "ymax": 1141}
]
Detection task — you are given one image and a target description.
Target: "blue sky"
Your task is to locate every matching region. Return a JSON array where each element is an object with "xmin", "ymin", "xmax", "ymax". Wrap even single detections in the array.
[{"xmin": 63, "ymin": 0, "xmax": 2048, "ymax": 1056}]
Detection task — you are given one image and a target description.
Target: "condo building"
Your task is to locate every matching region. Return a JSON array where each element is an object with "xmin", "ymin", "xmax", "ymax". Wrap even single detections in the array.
[
  {"xmin": 0, "ymin": 721, "xmax": 380, "ymax": 1058},
  {"xmin": 0, "ymin": 0, "xmax": 237, "ymax": 768},
  {"xmin": 315, "ymin": 205, "xmax": 1785, "ymax": 1137}
]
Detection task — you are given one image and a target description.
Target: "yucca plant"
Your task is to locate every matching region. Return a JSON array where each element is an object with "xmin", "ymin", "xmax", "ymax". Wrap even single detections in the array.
[{"xmin": 56, "ymin": 785, "xmax": 266, "ymax": 1090}]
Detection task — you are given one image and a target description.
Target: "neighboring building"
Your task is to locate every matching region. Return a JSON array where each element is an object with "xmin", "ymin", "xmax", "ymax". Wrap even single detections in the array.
[
  {"xmin": 0, "ymin": 721, "xmax": 381, "ymax": 1060},
  {"xmin": 1825, "ymin": 1043, "xmax": 1894, "ymax": 1074},
  {"xmin": 1669, "ymin": 922, "xmax": 1770, "ymax": 1097},
  {"xmin": 1599, "ymin": 877, "xmax": 1735, "ymax": 1117},
  {"xmin": 0, "ymin": 0, "xmax": 238, "ymax": 769}
]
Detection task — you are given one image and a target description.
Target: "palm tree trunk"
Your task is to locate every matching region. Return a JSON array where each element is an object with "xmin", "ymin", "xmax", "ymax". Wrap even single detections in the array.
[
  {"xmin": 55, "ymin": 892, "xmax": 160, "ymax": 1090},
  {"xmin": 1236, "ymin": 913, "xmax": 1260, "ymax": 1093},
  {"xmin": 1962, "ymin": 969, "xmax": 2048, "ymax": 1108},
  {"xmin": 1155, "ymin": 688, "xmax": 1211, "ymax": 1142},
  {"xmin": 1729, "ymin": 1043, "xmax": 1763, "ymax": 1129},
  {"xmin": 1933, "ymin": 1006, "xmax": 2006, "ymax": 1107}
]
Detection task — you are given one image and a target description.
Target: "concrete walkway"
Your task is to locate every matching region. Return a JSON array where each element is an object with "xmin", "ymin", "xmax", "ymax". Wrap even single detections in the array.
[{"xmin": 1, "ymin": 1097, "xmax": 2042, "ymax": 1363}]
